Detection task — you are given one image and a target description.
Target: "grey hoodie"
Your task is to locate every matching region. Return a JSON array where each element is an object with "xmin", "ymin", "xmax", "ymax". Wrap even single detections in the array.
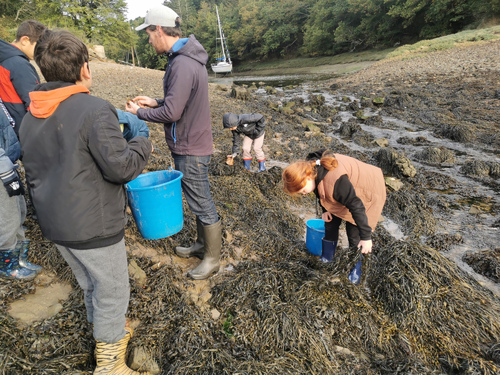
[{"xmin": 137, "ymin": 35, "xmax": 213, "ymax": 156}]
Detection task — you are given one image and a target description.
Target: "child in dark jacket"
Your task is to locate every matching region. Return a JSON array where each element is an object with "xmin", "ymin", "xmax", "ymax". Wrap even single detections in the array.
[
  {"xmin": 223, "ymin": 112, "xmax": 266, "ymax": 172},
  {"xmin": 0, "ymin": 20, "xmax": 47, "ymax": 281},
  {"xmin": 19, "ymin": 30, "xmax": 152, "ymax": 374}
]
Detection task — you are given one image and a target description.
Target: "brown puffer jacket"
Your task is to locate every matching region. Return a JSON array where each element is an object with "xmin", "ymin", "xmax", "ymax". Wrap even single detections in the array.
[{"xmin": 317, "ymin": 154, "xmax": 386, "ymax": 232}]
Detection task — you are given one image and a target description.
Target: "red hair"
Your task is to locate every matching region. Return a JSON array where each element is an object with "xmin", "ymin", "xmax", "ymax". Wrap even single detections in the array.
[{"xmin": 282, "ymin": 152, "xmax": 338, "ymax": 195}]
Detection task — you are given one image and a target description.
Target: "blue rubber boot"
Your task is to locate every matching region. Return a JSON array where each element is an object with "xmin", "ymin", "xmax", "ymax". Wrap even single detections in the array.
[
  {"xmin": 243, "ymin": 159, "xmax": 252, "ymax": 171},
  {"xmin": 19, "ymin": 240, "xmax": 42, "ymax": 272},
  {"xmin": 257, "ymin": 160, "xmax": 266, "ymax": 173},
  {"xmin": 0, "ymin": 247, "xmax": 38, "ymax": 280},
  {"xmin": 319, "ymin": 238, "xmax": 337, "ymax": 263},
  {"xmin": 348, "ymin": 256, "xmax": 363, "ymax": 285}
]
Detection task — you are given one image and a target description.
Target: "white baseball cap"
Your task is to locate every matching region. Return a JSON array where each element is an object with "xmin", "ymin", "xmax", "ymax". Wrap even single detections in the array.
[{"xmin": 135, "ymin": 5, "xmax": 179, "ymax": 31}]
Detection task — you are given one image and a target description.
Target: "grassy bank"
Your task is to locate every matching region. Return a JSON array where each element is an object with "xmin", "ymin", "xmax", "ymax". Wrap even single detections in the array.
[
  {"xmin": 387, "ymin": 25, "xmax": 500, "ymax": 60},
  {"xmin": 234, "ymin": 25, "xmax": 500, "ymax": 75},
  {"xmin": 234, "ymin": 48, "xmax": 394, "ymax": 74}
]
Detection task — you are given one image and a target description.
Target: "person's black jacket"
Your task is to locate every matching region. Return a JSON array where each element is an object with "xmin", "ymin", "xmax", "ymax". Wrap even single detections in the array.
[{"xmin": 20, "ymin": 82, "xmax": 151, "ymax": 249}]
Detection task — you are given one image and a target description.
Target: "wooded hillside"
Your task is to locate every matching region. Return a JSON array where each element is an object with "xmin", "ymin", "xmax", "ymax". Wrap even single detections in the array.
[{"xmin": 1, "ymin": 0, "xmax": 499, "ymax": 69}]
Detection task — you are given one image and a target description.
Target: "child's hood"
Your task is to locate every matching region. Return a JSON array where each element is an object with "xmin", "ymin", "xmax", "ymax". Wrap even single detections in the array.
[
  {"xmin": 29, "ymin": 82, "xmax": 89, "ymax": 118},
  {"xmin": 222, "ymin": 112, "xmax": 239, "ymax": 128}
]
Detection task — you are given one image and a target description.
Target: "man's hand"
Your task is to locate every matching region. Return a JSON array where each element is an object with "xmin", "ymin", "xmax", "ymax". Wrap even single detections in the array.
[
  {"xmin": 133, "ymin": 96, "xmax": 158, "ymax": 108},
  {"xmin": 125, "ymin": 96, "xmax": 158, "ymax": 115}
]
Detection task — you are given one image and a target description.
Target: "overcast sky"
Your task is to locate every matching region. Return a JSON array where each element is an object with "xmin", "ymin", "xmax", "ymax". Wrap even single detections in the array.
[{"xmin": 125, "ymin": 0, "xmax": 169, "ymax": 21}]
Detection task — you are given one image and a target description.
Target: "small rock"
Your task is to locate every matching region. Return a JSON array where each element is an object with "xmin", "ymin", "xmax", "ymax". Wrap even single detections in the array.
[
  {"xmin": 128, "ymin": 259, "xmax": 147, "ymax": 288},
  {"xmin": 469, "ymin": 205, "xmax": 482, "ymax": 215},
  {"xmin": 306, "ymin": 124, "xmax": 321, "ymax": 133},
  {"xmin": 374, "ymin": 138, "xmax": 389, "ymax": 147},
  {"xmin": 211, "ymin": 308, "xmax": 221, "ymax": 320},
  {"xmin": 280, "ymin": 106, "xmax": 294, "ymax": 115},
  {"xmin": 230, "ymin": 86, "xmax": 249, "ymax": 100},
  {"xmin": 385, "ymin": 177, "xmax": 404, "ymax": 191},
  {"xmin": 128, "ymin": 346, "xmax": 160, "ymax": 375}
]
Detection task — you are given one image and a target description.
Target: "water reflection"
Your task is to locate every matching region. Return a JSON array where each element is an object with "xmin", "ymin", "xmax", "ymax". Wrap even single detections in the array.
[{"xmin": 208, "ymin": 73, "xmax": 333, "ymax": 87}]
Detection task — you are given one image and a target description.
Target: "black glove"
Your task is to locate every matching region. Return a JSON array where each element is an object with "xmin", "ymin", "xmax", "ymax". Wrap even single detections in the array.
[{"xmin": 0, "ymin": 169, "xmax": 25, "ymax": 197}]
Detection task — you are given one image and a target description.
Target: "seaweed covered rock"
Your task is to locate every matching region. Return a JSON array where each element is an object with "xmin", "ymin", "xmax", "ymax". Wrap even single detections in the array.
[
  {"xmin": 425, "ymin": 233, "xmax": 464, "ymax": 251},
  {"xmin": 369, "ymin": 240, "xmax": 500, "ymax": 373},
  {"xmin": 397, "ymin": 136, "xmax": 430, "ymax": 146},
  {"xmin": 463, "ymin": 248, "xmax": 500, "ymax": 283},
  {"xmin": 383, "ymin": 188, "xmax": 436, "ymax": 236},
  {"xmin": 231, "ymin": 86, "xmax": 250, "ymax": 101},
  {"xmin": 338, "ymin": 119, "xmax": 361, "ymax": 137},
  {"xmin": 435, "ymin": 123, "xmax": 475, "ymax": 143},
  {"xmin": 415, "ymin": 146, "xmax": 456, "ymax": 165},
  {"xmin": 375, "ymin": 148, "xmax": 417, "ymax": 178},
  {"xmin": 461, "ymin": 160, "xmax": 500, "ymax": 179}
]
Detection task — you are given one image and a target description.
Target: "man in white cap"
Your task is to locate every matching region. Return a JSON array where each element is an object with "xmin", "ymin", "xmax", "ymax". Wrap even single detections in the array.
[{"xmin": 126, "ymin": 5, "xmax": 221, "ymax": 281}]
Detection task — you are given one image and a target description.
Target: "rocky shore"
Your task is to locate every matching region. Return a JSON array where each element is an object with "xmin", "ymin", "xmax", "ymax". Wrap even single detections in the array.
[{"xmin": 0, "ymin": 39, "xmax": 498, "ymax": 374}]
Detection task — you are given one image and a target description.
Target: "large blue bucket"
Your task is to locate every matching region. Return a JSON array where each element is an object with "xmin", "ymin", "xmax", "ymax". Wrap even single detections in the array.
[
  {"xmin": 126, "ymin": 169, "xmax": 183, "ymax": 239},
  {"xmin": 306, "ymin": 219, "xmax": 325, "ymax": 256}
]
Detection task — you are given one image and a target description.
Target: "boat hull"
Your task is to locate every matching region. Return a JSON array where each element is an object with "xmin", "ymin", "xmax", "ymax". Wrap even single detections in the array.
[{"xmin": 211, "ymin": 62, "xmax": 232, "ymax": 74}]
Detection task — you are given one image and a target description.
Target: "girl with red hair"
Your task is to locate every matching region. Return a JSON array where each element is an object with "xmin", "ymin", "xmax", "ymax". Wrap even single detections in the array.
[{"xmin": 282, "ymin": 150, "xmax": 386, "ymax": 283}]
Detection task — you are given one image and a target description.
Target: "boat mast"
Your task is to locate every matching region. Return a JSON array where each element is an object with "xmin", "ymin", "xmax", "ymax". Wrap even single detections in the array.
[{"xmin": 215, "ymin": 6, "xmax": 227, "ymax": 63}]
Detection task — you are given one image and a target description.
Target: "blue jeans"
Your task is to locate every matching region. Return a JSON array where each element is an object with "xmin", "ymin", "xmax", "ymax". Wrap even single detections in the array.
[{"xmin": 172, "ymin": 153, "xmax": 219, "ymax": 226}]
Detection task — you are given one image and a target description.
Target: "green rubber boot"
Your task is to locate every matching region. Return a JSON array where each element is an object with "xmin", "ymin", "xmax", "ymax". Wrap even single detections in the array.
[
  {"xmin": 175, "ymin": 217, "xmax": 205, "ymax": 259},
  {"xmin": 188, "ymin": 220, "xmax": 221, "ymax": 280}
]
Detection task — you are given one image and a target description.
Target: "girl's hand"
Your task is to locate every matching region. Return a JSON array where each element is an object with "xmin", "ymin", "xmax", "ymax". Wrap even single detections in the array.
[
  {"xmin": 358, "ymin": 240, "xmax": 373, "ymax": 254},
  {"xmin": 322, "ymin": 212, "xmax": 333, "ymax": 222}
]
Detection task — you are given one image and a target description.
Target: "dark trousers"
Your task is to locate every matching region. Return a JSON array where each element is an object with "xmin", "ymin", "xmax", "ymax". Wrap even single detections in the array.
[
  {"xmin": 172, "ymin": 153, "xmax": 219, "ymax": 226},
  {"xmin": 324, "ymin": 215, "xmax": 360, "ymax": 248}
]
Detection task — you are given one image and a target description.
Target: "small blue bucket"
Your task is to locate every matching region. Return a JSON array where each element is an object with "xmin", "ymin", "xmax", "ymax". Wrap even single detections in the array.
[
  {"xmin": 126, "ymin": 169, "xmax": 183, "ymax": 239},
  {"xmin": 306, "ymin": 219, "xmax": 325, "ymax": 256}
]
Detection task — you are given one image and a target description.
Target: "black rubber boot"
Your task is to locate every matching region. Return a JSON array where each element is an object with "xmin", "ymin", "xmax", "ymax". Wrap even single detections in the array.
[
  {"xmin": 188, "ymin": 220, "xmax": 221, "ymax": 280},
  {"xmin": 175, "ymin": 217, "xmax": 205, "ymax": 259}
]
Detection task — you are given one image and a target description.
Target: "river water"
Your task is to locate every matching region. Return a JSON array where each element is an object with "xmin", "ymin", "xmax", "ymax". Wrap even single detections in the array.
[{"xmin": 211, "ymin": 73, "xmax": 500, "ymax": 296}]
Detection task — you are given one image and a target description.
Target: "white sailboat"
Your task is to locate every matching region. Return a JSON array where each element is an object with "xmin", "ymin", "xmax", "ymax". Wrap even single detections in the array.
[{"xmin": 211, "ymin": 6, "xmax": 232, "ymax": 74}]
